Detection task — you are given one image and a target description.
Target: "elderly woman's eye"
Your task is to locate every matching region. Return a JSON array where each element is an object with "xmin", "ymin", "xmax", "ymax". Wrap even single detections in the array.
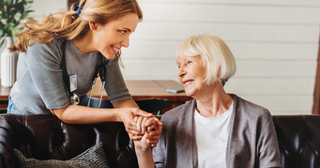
[{"xmin": 187, "ymin": 61, "xmax": 192, "ymax": 64}]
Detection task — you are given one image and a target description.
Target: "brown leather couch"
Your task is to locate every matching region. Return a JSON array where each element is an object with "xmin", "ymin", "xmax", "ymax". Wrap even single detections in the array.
[{"xmin": 0, "ymin": 114, "xmax": 319, "ymax": 168}]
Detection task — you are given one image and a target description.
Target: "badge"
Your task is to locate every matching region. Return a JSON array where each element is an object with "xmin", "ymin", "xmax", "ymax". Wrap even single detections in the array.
[{"xmin": 70, "ymin": 74, "xmax": 77, "ymax": 92}]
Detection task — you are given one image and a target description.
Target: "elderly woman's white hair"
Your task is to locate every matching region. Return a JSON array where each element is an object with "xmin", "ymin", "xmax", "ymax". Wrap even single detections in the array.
[{"xmin": 175, "ymin": 34, "xmax": 236, "ymax": 85}]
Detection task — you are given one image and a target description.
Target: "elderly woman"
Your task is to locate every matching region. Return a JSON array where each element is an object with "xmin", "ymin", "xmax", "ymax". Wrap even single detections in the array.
[{"xmin": 134, "ymin": 34, "xmax": 282, "ymax": 168}]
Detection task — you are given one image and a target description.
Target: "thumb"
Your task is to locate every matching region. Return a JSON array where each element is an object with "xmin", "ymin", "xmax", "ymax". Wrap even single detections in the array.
[
  {"xmin": 134, "ymin": 109, "xmax": 153, "ymax": 118},
  {"xmin": 154, "ymin": 118, "xmax": 163, "ymax": 126}
]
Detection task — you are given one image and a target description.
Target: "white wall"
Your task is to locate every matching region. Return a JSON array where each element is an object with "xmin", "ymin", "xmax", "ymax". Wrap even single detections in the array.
[
  {"xmin": 28, "ymin": 0, "xmax": 68, "ymax": 19},
  {"xmin": 3, "ymin": 0, "xmax": 320, "ymax": 115},
  {"xmin": 121, "ymin": 0, "xmax": 320, "ymax": 115},
  {"xmin": 0, "ymin": 0, "xmax": 68, "ymax": 75}
]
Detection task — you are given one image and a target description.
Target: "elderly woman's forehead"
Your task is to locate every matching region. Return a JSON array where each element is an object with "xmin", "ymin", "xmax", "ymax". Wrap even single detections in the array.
[{"xmin": 180, "ymin": 55, "xmax": 201, "ymax": 59}]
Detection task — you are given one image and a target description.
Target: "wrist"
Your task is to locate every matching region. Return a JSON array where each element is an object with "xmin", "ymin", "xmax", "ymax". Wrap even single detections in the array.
[
  {"xmin": 135, "ymin": 144, "xmax": 152, "ymax": 155},
  {"xmin": 110, "ymin": 108, "xmax": 123, "ymax": 122}
]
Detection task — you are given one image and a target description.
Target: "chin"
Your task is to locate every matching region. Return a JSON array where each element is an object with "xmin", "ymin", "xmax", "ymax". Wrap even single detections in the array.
[
  {"xmin": 103, "ymin": 53, "xmax": 115, "ymax": 60},
  {"xmin": 185, "ymin": 91, "xmax": 194, "ymax": 97}
]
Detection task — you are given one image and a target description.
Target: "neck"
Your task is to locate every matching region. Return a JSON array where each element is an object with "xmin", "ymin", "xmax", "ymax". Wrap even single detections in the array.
[
  {"xmin": 195, "ymin": 82, "xmax": 233, "ymax": 118},
  {"xmin": 73, "ymin": 30, "xmax": 95, "ymax": 54}
]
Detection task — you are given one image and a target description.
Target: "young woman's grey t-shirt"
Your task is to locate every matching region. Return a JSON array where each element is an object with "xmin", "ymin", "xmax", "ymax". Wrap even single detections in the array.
[{"xmin": 10, "ymin": 38, "xmax": 131, "ymax": 114}]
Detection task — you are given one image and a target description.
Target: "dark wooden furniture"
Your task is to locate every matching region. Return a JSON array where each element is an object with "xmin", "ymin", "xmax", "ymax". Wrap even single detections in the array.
[
  {"xmin": 0, "ymin": 85, "xmax": 11, "ymax": 113},
  {"xmin": 0, "ymin": 80, "xmax": 191, "ymax": 113},
  {"xmin": 82, "ymin": 96, "xmax": 170, "ymax": 115},
  {"xmin": 88, "ymin": 79, "xmax": 191, "ymax": 113}
]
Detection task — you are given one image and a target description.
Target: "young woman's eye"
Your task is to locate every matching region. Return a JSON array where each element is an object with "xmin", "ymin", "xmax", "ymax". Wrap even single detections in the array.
[
  {"xmin": 187, "ymin": 61, "xmax": 192, "ymax": 64},
  {"xmin": 120, "ymin": 30, "xmax": 126, "ymax": 35}
]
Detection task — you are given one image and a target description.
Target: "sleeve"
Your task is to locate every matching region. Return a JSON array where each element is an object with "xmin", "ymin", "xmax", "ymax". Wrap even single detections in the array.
[
  {"xmin": 25, "ymin": 39, "xmax": 70, "ymax": 109},
  {"xmin": 257, "ymin": 111, "xmax": 283, "ymax": 168},
  {"xmin": 152, "ymin": 117, "xmax": 167, "ymax": 168},
  {"xmin": 103, "ymin": 56, "xmax": 132, "ymax": 103}
]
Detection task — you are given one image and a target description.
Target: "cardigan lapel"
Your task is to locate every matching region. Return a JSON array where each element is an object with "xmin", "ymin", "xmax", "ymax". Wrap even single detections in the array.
[
  {"xmin": 187, "ymin": 99, "xmax": 198, "ymax": 168},
  {"xmin": 225, "ymin": 94, "xmax": 239, "ymax": 168}
]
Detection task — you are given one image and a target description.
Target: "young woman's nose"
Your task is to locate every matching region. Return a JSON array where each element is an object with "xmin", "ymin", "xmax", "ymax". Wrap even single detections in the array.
[{"xmin": 120, "ymin": 37, "xmax": 129, "ymax": 48}]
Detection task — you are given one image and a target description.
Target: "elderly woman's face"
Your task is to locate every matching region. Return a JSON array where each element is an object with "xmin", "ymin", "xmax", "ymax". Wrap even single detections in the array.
[{"xmin": 177, "ymin": 55, "xmax": 208, "ymax": 97}]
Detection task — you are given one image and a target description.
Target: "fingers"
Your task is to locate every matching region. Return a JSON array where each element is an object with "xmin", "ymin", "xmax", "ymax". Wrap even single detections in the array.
[
  {"xmin": 154, "ymin": 117, "xmax": 163, "ymax": 126},
  {"xmin": 127, "ymin": 129, "xmax": 143, "ymax": 136},
  {"xmin": 130, "ymin": 134, "xmax": 143, "ymax": 140},
  {"xmin": 137, "ymin": 116, "xmax": 143, "ymax": 132},
  {"xmin": 149, "ymin": 124, "xmax": 162, "ymax": 137},
  {"xmin": 145, "ymin": 124, "xmax": 162, "ymax": 147},
  {"xmin": 145, "ymin": 134, "xmax": 160, "ymax": 147},
  {"xmin": 132, "ymin": 109, "xmax": 153, "ymax": 118},
  {"xmin": 147, "ymin": 125, "xmax": 155, "ymax": 133},
  {"xmin": 145, "ymin": 117, "xmax": 156, "ymax": 128},
  {"xmin": 141, "ymin": 117, "xmax": 148, "ymax": 133},
  {"xmin": 136, "ymin": 116, "xmax": 156, "ymax": 134}
]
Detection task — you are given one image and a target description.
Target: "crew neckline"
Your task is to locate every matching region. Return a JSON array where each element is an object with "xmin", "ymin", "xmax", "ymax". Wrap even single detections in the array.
[
  {"xmin": 68, "ymin": 40, "xmax": 91, "ymax": 56},
  {"xmin": 194, "ymin": 101, "xmax": 234, "ymax": 124}
]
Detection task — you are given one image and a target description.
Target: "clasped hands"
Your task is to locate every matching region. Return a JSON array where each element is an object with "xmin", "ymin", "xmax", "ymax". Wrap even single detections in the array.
[
  {"xmin": 119, "ymin": 108, "xmax": 162, "ymax": 148},
  {"xmin": 133, "ymin": 115, "xmax": 162, "ymax": 149}
]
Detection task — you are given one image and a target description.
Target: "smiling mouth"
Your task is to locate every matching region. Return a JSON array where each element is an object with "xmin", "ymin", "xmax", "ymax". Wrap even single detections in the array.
[
  {"xmin": 183, "ymin": 80, "xmax": 194, "ymax": 87},
  {"xmin": 111, "ymin": 46, "xmax": 120, "ymax": 54}
]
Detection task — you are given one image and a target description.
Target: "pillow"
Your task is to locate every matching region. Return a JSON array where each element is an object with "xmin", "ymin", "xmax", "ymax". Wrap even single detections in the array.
[{"xmin": 13, "ymin": 142, "xmax": 109, "ymax": 168}]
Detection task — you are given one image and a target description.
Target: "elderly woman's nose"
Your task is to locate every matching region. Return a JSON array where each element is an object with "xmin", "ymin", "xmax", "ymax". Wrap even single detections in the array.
[{"xmin": 178, "ymin": 66, "xmax": 185, "ymax": 77}]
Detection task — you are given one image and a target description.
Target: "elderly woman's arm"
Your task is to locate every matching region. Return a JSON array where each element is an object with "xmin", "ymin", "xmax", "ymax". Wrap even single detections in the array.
[
  {"xmin": 135, "ymin": 142, "xmax": 154, "ymax": 168},
  {"xmin": 134, "ymin": 116, "xmax": 162, "ymax": 168},
  {"xmin": 257, "ymin": 117, "xmax": 283, "ymax": 168}
]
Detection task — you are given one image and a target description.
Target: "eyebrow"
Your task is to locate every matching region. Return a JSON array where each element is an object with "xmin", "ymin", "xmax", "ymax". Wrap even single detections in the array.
[{"xmin": 123, "ymin": 28, "xmax": 134, "ymax": 32}]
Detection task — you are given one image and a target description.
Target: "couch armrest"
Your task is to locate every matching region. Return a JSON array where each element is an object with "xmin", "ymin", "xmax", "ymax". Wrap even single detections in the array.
[
  {"xmin": 0, "ymin": 114, "xmax": 139, "ymax": 168},
  {"xmin": 0, "ymin": 114, "xmax": 26, "ymax": 168}
]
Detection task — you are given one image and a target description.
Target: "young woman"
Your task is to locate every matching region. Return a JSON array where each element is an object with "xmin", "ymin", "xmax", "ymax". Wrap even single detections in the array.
[
  {"xmin": 8, "ymin": 0, "xmax": 162, "ymax": 147},
  {"xmin": 134, "ymin": 34, "xmax": 282, "ymax": 167}
]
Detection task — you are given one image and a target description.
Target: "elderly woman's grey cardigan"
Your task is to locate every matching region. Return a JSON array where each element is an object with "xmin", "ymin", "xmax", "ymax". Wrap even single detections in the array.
[{"xmin": 152, "ymin": 94, "xmax": 282, "ymax": 168}]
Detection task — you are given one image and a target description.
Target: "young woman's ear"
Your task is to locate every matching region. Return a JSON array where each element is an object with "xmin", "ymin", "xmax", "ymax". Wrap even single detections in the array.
[{"xmin": 89, "ymin": 21, "xmax": 97, "ymax": 30}]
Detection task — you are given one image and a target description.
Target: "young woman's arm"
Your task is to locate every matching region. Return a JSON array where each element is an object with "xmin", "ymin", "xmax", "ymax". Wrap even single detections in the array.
[{"xmin": 51, "ymin": 99, "xmax": 152, "ymax": 135}]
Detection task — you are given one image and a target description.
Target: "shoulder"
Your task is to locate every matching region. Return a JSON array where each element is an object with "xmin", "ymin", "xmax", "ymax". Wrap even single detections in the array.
[
  {"xmin": 231, "ymin": 94, "xmax": 274, "ymax": 136},
  {"xmin": 27, "ymin": 38, "xmax": 65, "ymax": 58},
  {"xmin": 25, "ymin": 38, "xmax": 68, "ymax": 65},
  {"xmin": 232, "ymin": 94, "xmax": 272, "ymax": 120},
  {"xmin": 160, "ymin": 99, "xmax": 195, "ymax": 123},
  {"xmin": 29, "ymin": 38, "xmax": 64, "ymax": 51}
]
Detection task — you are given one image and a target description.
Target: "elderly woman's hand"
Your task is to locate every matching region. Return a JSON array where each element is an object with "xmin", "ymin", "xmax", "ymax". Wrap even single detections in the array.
[{"xmin": 146, "ymin": 117, "xmax": 162, "ymax": 147}]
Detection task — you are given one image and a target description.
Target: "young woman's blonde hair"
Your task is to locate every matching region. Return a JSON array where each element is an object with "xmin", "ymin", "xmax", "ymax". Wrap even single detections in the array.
[
  {"xmin": 10, "ymin": 0, "xmax": 143, "ymax": 53},
  {"xmin": 175, "ymin": 34, "xmax": 236, "ymax": 85}
]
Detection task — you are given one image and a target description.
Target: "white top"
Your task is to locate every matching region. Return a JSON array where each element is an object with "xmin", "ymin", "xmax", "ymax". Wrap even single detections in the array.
[{"xmin": 194, "ymin": 102, "xmax": 234, "ymax": 168}]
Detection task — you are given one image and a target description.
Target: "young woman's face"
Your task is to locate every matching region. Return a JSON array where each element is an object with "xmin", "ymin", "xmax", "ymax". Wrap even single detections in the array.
[
  {"xmin": 91, "ymin": 13, "xmax": 139, "ymax": 59},
  {"xmin": 177, "ymin": 55, "xmax": 209, "ymax": 98}
]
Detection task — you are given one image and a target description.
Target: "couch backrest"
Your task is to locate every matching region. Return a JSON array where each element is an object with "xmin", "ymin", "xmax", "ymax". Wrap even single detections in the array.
[
  {"xmin": 1, "ymin": 114, "xmax": 320, "ymax": 168},
  {"xmin": 273, "ymin": 115, "xmax": 320, "ymax": 168}
]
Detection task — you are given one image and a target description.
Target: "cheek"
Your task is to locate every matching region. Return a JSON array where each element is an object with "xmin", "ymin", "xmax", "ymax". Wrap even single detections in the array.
[
  {"xmin": 178, "ymin": 78, "xmax": 183, "ymax": 85},
  {"xmin": 94, "ymin": 29, "xmax": 111, "ymax": 44}
]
